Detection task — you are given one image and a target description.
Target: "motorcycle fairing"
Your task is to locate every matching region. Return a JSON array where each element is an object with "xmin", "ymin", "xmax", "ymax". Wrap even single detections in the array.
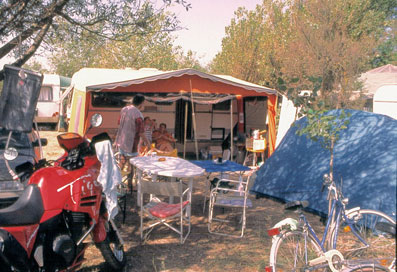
[
  {"xmin": 28, "ymin": 158, "xmax": 101, "ymax": 222},
  {"xmin": 93, "ymin": 213, "xmax": 107, "ymax": 243},
  {"xmin": 0, "ymin": 228, "xmax": 30, "ymax": 270},
  {"xmin": 2, "ymin": 224, "xmax": 39, "ymax": 257}
]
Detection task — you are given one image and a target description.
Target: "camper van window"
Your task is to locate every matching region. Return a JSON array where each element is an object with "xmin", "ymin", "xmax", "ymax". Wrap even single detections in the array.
[
  {"xmin": 212, "ymin": 100, "xmax": 230, "ymax": 111},
  {"xmin": 91, "ymin": 92, "xmax": 174, "ymax": 108},
  {"xmin": 38, "ymin": 86, "xmax": 53, "ymax": 102},
  {"xmin": 91, "ymin": 93, "xmax": 129, "ymax": 108}
]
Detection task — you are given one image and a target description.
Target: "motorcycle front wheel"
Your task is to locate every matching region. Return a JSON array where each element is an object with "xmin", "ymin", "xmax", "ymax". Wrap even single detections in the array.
[{"xmin": 96, "ymin": 218, "xmax": 126, "ymax": 271}]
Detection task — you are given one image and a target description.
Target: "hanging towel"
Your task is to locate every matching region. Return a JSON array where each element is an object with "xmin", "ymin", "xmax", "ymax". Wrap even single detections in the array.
[{"xmin": 95, "ymin": 140, "xmax": 122, "ymax": 220}]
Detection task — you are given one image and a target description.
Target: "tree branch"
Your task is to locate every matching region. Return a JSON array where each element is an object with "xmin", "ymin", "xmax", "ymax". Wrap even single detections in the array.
[
  {"xmin": 0, "ymin": 21, "xmax": 50, "ymax": 81},
  {"xmin": 0, "ymin": 21, "xmax": 45, "ymax": 59},
  {"xmin": 14, "ymin": 21, "xmax": 51, "ymax": 67},
  {"xmin": 0, "ymin": 0, "xmax": 29, "ymax": 35},
  {"xmin": 0, "ymin": 0, "xmax": 69, "ymax": 58}
]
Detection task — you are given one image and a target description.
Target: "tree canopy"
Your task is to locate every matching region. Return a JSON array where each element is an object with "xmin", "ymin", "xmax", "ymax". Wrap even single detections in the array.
[
  {"xmin": 210, "ymin": 0, "xmax": 396, "ymax": 109},
  {"xmin": 48, "ymin": 13, "xmax": 204, "ymax": 77},
  {"xmin": 0, "ymin": 0, "xmax": 191, "ymax": 80}
]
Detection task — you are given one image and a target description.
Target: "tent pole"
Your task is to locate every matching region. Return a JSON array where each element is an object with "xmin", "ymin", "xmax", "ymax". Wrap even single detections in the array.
[
  {"xmin": 189, "ymin": 80, "xmax": 199, "ymax": 160},
  {"xmin": 230, "ymin": 100, "xmax": 234, "ymax": 162},
  {"xmin": 183, "ymin": 101, "xmax": 188, "ymax": 159}
]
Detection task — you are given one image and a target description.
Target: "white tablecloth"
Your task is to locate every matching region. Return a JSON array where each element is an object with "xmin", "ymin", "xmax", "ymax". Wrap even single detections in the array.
[
  {"xmin": 130, "ymin": 156, "xmax": 205, "ymax": 207},
  {"xmin": 130, "ymin": 156, "xmax": 205, "ymax": 178}
]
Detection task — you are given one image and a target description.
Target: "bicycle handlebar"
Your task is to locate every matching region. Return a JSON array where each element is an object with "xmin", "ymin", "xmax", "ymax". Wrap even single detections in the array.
[{"xmin": 322, "ymin": 173, "xmax": 332, "ymax": 193}]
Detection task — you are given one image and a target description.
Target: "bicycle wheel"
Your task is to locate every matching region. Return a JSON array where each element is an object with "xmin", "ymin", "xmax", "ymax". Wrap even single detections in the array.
[
  {"xmin": 333, "ymin": 209, "xmax": 396, "ymax": 269},
  {"xmin": 269, "ymin": 230, "xmax": 323, "ymax": 271}
]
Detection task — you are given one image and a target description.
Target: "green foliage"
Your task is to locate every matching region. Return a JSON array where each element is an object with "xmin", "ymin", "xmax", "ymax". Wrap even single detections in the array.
[
  {"xmin": 210, "ymin": 0, "xmax": 395, "ymax": 109},
  {"xmin": 48, "ymin": 12, "xmax": 204, "ymax": 76},
  {"xmin": 22, "ymin": 60, "xmax": 50, "ymax": 75},
  {"xmin": 0, "ymin": 0, "xmax": 191, "ymax": 79},
  {"xmin": 296, "ymin": 109, "xmax": 350, "ymax": 151}
]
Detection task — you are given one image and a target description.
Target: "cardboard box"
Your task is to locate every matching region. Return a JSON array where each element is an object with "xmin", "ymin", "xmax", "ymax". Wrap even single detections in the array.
[
  {"xmin": 246, "ymin": 138, "xmax": 266, "ymax": 151},
  {"xmin": 209, "ymin": 145, "xmax": 223, "ymax": 159}
]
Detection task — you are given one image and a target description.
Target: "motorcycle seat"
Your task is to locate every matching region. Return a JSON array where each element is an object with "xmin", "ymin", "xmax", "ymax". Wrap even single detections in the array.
[{"xmin": 0, "ymin": 184, "xmax": 44, "ymax": 226}]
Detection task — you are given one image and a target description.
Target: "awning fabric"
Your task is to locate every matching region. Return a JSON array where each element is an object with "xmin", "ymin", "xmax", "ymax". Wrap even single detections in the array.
[{"xmin": 87, "ymin": 68, "xmax": 276, "ymax": 96}]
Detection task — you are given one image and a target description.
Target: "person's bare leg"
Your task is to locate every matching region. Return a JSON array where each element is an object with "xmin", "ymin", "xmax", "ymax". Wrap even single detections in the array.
[
  {"xmin": 119, "ymin": 155, "xmax": 127, "ymax": 172},
  {"xmin": 128, "ymin": 166, "xmax": 134, "ymax": 195}
]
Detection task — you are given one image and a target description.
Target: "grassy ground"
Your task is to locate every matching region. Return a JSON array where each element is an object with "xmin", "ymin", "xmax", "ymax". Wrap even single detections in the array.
[{"xmin": 39, "ymin": 131, "xmax": 326, "ymax": 272}]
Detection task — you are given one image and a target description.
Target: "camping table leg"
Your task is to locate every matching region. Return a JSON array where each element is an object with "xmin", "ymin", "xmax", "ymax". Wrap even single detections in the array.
[
  {"xmin": 188, "ymin": 177, "xmax": 193, "ymax": 218},
  {"xmin": 202, "ymin": 174, "xmax": 210, "ymax": 213},
  {"xmin": 149, "ymin": 174, "xmax": 158, "ymax": 203},
  {"xmin": 169, "ymin": 177, "xmax": 176, "ymax": 204},
  {"xmin": 136, "ymin": 169, "xmax": 142, "ymax": 207}
]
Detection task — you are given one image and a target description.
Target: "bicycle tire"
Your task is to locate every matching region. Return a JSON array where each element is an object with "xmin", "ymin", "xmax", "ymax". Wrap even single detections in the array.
[
  {"xmin": 345, "ymin": 263, "xmax": 389, "ymax": 271},
  {"xmin": 333, "ymin": 209, "xmax": 396, "ymax": 269},
  {"xmin": 269, "ymin": 230, "xmax": 323, "ymax": 271}
]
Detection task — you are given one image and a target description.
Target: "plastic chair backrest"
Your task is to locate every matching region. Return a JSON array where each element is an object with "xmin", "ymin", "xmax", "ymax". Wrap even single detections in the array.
[
  {"xmin": 140, "ymin": 180, "xmax": 182, "ymax": 197},
  {"xmin": 222, "ymin": 149, "xmax": 231, "ymax": 161},
  {"xmin": 245, "ymin": 171, "xmax": 257, "ymax": 192}
]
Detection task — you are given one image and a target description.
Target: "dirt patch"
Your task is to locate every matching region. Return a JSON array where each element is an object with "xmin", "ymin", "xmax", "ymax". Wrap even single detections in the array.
[{"xmin": 40, "ymin": 131, "xmax": 325, "ymax": 272}]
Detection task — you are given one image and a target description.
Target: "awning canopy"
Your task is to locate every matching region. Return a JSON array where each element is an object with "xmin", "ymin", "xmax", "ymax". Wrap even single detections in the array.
[{"xmin": 86, "ymin": 68, "xmax": 277, "ymax": 96}]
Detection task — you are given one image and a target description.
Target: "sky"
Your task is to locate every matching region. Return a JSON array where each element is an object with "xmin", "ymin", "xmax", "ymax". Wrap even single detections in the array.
[{"xmin": 169, "ymin": 0, "xmax": 262, "ymax": 66}]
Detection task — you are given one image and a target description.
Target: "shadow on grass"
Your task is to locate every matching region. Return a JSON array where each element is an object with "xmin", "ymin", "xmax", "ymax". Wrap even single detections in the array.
[{"xmin": 77, "ymin": 188, "xmax": 325, "ymax": 272}]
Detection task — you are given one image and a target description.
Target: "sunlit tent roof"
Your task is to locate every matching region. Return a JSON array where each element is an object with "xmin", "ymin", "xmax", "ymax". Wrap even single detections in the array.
[
  {"xmin": 360, "ymin": 64, "xmax": 397, "ymax": 97},
  {"xmin": 251, "ymin": 109, "xmax": 397, "ymax": 219}
]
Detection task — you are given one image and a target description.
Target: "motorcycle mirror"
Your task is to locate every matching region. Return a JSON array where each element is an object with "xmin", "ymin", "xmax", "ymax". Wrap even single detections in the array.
[
  {"xmin": 90, "ymin": 114, "xmax": 103, "ymax": 128},
  {"xmin": 4, "ymin": 147, "xmax": 18, "ymax": 161}
]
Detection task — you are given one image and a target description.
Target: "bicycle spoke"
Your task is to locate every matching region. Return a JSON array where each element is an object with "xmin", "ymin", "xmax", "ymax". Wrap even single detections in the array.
[
  {"xmin": 334, "ymin": 210, "xmax": 395, "ymax": 269},
  {"xmin": 270, "ymin": 231, "xmax": 323, "ymax": 271}
]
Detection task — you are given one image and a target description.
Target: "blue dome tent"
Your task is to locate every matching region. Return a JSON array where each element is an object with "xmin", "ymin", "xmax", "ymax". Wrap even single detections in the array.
[{"xmin": 251, "ymin": 109, "xmax": 396, "ymax": 219}]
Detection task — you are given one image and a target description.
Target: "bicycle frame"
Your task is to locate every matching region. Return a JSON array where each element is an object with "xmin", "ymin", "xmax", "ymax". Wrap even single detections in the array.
[
  {"xmin": 299, "ymin": 197, "xmax": 370, "ymax": 255},
  {"xmin": 268, "ymin": 176, "xmax": 395, "ymax": 272}
]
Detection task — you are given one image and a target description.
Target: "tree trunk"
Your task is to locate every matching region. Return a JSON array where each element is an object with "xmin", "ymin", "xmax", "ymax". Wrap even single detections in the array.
[{"xmin": 329, "ymin": 138, "xmax": 334, "ymax": 182}]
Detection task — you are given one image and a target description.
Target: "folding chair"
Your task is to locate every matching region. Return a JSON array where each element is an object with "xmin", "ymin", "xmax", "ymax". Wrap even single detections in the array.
[
  {"xmin": 202, "ymin": 148, "xmax": 231, "ymax": 213},
  {"xmin": 208, "ymin": 172, "xmax": 256, "ymax": 237},
  {"xmin": 139, "ymin": 179, "xmax": 192, "ymax": 244}
]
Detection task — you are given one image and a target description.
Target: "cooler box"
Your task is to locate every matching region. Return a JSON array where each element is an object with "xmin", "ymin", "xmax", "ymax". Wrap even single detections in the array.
[{"xmin": 246, "ymin": 138, "xmax": 266, "ymax": 151}]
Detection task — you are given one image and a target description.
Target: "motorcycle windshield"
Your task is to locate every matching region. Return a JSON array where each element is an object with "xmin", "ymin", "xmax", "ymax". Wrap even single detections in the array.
[{"xmin": 0, "ymin": 65, "xmax": 43, "ymax": 132}]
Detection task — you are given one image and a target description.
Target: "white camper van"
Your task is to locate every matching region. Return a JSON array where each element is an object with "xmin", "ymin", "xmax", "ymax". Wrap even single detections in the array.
[
  {"xmin": 34, "ymin": 74, "xmax": 71, "ymax": 130},
  {"xmin": 373, "ymin": 84, "xmax": 397, "ymax": 119}
]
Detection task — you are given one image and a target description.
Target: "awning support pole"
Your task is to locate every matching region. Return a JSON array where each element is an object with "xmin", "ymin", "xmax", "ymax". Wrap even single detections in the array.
[
  {"xmin": 189, "ymin": 80, "xmax": 199, "ymax": 160},
  {"xmin": 230, "ymin": 100, "xmax": 234, "ymax": 162},
  {"xmin": 183, "ymin": 101, "xmax": 188, "ymax": 159}
]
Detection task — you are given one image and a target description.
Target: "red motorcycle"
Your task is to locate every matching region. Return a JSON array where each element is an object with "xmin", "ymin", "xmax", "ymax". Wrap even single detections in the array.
[{"xmin": 0, "ymin": 114, "xmax": 126, "ymax": 271}]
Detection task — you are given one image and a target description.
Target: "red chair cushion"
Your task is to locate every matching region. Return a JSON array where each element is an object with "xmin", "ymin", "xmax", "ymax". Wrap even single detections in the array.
[{"xmin": 149, "ymin": 201, "xmax": 190, "ymax": 218}]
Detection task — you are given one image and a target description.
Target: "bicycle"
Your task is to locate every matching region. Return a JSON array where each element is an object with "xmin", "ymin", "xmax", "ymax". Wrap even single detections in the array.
[{"xmin": 266, "ymin": 174, "xmax": 396, "ymax": 272}]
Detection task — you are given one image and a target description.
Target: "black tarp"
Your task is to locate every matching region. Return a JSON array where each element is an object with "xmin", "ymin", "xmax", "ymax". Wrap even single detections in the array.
[{"xmin": 0, "ymin": 65, "xmax": 43, "ymax": 132}]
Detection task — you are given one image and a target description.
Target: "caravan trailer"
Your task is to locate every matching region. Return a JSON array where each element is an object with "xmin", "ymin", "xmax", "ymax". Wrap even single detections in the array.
[
  {"xmin": 67, "ymin": 68, "xmax": 278, "ymax": 157},
  {"xmin": 34, "ymin": 74, "xmax": 71, "ymax": 130}
]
